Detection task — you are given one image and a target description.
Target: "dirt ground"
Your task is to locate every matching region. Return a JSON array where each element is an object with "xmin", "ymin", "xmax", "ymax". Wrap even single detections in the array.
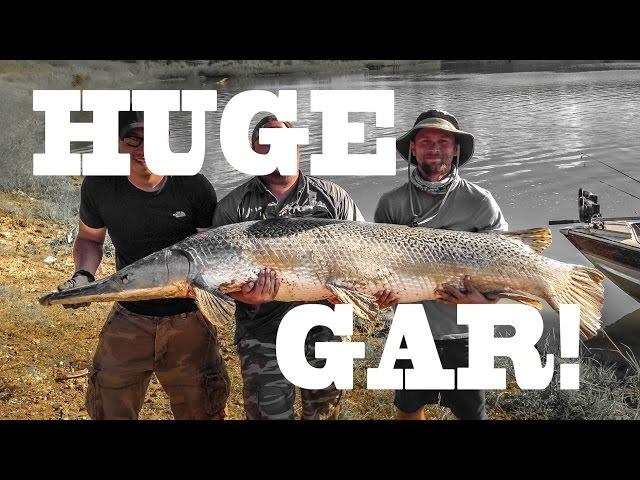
[{"xmin": 0, "ymin": 191, "xmax": 514, "ymax": 420}]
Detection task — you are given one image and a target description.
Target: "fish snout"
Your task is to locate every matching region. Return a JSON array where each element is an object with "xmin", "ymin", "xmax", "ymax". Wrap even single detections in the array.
[{"xmin": 38, "ymin": 247, "xmax": 195, "ymax": 306}]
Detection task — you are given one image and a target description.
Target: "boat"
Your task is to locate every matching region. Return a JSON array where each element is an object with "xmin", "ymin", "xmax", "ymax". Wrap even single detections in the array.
[{"xmin": 551, "ymin": 189, "xmax": 640, "ymax": 302}]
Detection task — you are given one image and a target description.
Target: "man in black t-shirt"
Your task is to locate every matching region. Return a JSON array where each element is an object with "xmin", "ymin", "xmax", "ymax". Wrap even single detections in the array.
[{"xmin": 57, "ymin": 112, "xmax": 230, "ymax": 420}]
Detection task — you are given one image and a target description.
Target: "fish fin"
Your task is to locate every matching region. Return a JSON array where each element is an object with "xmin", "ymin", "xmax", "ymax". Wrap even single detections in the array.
[
  {"xmin": 326, "ymin": 283, "xmax": 380, "ymax": 327},
  {"xmin": 325, "ymin": 295, "xmax": 341, "ymax": 305},
  {"xmin": 193, "ymin": 287, "xmax": 236, "ymax": 328},
  {"xmin": 500, "ymin": 227, "xmax": 553, "ymax": 253},
  {"xmin": 547, "ymin": 265, "xmax": 605, "ymax": 340},
  {"xmin": 485, "ymin": 290, "xmax": 543, "ymax": 310}
]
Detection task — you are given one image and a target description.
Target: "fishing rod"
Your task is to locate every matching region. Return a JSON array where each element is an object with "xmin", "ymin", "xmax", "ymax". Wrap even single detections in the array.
[
  {"xmin": 599, "ymin": 180, "xmax": 640, "ymax": 201},
  {"xmin": 581, "ymin": 152, "xmax": 640, "ymax": 186},
  {"xmin": 549, "ymin": 154, "xmax": 640, "ymax": 225}
]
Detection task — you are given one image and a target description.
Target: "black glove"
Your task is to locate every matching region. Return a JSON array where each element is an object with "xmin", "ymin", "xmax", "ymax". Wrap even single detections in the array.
[{"xmin": 57, "ymin": 270, "xmax": 95, "ymax": 309}]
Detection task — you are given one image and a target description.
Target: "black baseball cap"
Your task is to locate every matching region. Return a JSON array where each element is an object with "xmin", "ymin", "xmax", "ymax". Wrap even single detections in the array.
[{"xmin": 119, "ymin": 111, "xmax": 144, "ymax": 138}]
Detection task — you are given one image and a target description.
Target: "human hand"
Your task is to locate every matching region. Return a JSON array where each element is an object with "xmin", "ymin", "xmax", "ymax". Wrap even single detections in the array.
[
  {"xmin": 374, "ymin": 288, "xmax": 401, "ymax": 309},
  {"xmin": 228, "ymin": 268, "xmax": 280, "ymax": 304},
  {"xmin": 434, "ymin": 276, "xmax": 499, "ymax": 306},
  {"xmin": 57, "ymin": 270, "xmax": 95, "ymax": 309}
]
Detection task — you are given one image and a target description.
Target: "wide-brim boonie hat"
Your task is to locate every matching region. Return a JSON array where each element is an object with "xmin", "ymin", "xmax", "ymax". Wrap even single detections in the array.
[{"xmin": 396, "ymin": 111, "xmax": 475, "ymax": 167}]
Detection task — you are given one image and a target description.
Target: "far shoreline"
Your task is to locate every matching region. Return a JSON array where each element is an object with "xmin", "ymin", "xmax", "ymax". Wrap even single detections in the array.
[
  {"xmin": 4, "ymin": 60, "xmax": 640, "ymax": 91},
  {"xmin": 158, "ymin": 59, "xmax": 640, "ymax": 81}
]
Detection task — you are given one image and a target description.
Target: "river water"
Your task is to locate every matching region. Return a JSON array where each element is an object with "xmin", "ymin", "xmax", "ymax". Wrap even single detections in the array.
[{"xmin": 103, "ymin": 66, "xmax": 640, "ymax": 354}]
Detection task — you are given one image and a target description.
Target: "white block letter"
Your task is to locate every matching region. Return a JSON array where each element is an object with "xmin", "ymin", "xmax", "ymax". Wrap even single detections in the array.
[
  {"xmin": 310, "ymin": 90, "xmax": 395, "ymax": 176},
  {"xmin": 367, "ymin": 304, "xmax": 454, "ymax": 390},
  {"xmin": 276, "ymin": 304, "xmax": 364, "ymax": 390},
  {"xmin": 132, "ymin": 90, "xmax": 216, "ymax": 175},
  {"xmin": 33, "ymin": 90, "xmax": 131, "ymax": 175},
  {"xmin": 220, "ymin": 90, "xmax": 308, "ymax": 176},
  {"xmin": 457, "ymin": 304, "xmax": 554, "ymax": 390}
]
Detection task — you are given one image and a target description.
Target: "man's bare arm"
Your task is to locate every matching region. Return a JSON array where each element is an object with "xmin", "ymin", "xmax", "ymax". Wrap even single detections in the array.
[
  {"xmin": 56, "ymin": 221, "xmax": 107, "ymax": 308},
  {"xmin": 73, "ymin": 220, "xmax": 107, "ymax": 275}
]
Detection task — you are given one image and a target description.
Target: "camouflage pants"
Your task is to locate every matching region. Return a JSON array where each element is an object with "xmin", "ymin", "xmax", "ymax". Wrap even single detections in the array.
[
  {"xmin": 86, "ymin": 303, "xmax": 230, "ymax": 420},
  {"xmin": 238, "ymin": 326, "xmax": 343, "ymax": 420}
]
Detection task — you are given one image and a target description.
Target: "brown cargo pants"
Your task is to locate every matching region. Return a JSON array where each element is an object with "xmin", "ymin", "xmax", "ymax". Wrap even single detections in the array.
[{"xmin": 86, "ymin": 302, "xmax": 230, "ymax": 420}]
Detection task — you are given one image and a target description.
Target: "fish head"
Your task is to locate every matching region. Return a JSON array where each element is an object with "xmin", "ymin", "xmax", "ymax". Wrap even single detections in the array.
[
  {"xmin": 39, "ymin": 247, "xmax": 193, "ymax": 306},
  {"xmin": 108, "ymin": 248, "xmax": 193, "ymax": 300}
]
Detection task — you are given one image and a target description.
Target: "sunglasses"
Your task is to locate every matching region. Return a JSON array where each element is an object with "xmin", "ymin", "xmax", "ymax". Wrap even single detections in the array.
[{"xmin": 122, "ymin": 135, "xmax": 144, "ymax": 148}]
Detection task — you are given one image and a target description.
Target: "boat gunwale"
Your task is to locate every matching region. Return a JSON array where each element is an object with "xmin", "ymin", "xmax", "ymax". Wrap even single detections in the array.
[{"xmin": 560, "ymin": 226, "xmax": 640, "ymax": 253}]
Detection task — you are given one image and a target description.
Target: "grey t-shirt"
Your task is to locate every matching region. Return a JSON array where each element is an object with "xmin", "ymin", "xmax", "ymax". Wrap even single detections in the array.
[{"xmin": 374, "ymin": 178, "xmax": 508, "ymax": 340}]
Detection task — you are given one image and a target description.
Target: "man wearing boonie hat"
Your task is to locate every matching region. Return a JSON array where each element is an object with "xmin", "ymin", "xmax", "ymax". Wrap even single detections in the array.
[
  {"xmin": 213, "ymin": 114, "xmax": 364, "ymax": 420},
  {"xmin": 374, "ymin": 109, "xmax": 508, "ymax": 420},
  {"xmin": 56, "ymin": 110, "xmax": 230, "ymax": 420}
]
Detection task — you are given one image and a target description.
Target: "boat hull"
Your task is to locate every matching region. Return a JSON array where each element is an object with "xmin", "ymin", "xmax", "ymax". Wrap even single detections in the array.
[{"xmin": 561, "ymin": 227, "xmax": 640, "ymax": 302}]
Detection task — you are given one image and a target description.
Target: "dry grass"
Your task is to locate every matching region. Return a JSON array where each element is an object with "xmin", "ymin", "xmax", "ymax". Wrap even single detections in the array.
[{"xmin": 486, "ymin": 349, "xmax": 640, "ymax": 420}]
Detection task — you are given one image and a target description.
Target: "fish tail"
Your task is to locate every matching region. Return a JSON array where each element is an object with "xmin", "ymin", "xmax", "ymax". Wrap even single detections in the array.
[{"xmin": 547, "ymin": 264, "xmax": 605, "ymax": 339}]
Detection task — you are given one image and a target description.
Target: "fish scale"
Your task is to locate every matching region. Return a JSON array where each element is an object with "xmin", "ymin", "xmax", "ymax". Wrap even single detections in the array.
[
  {"xmin": 39, "ymin": 217, "xmax": 605, "ymax": 339},
  {"xmin": 181, "ymin": 219, "xmax": 603, "ymax": 337}
]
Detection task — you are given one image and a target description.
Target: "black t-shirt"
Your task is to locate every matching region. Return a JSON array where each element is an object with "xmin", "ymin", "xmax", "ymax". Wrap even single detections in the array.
[{"xmin": 79, "ymin": 174, "xmax": 217, "ymax": 316}]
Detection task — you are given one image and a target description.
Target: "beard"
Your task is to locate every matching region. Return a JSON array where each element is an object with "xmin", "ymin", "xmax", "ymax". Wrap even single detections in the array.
[
  {"xmin": 416, "ymin": 155, "xmax": 453, "ymax": 180},
  {"xmin": 261, "ymin": 168, "xmax": 298, "ymax": 184}
]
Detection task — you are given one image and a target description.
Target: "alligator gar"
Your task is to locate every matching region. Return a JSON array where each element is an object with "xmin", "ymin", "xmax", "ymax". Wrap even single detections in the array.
[{"xmin": 39, "ymin": 218, "xmax": 605, "ymax": 338}]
